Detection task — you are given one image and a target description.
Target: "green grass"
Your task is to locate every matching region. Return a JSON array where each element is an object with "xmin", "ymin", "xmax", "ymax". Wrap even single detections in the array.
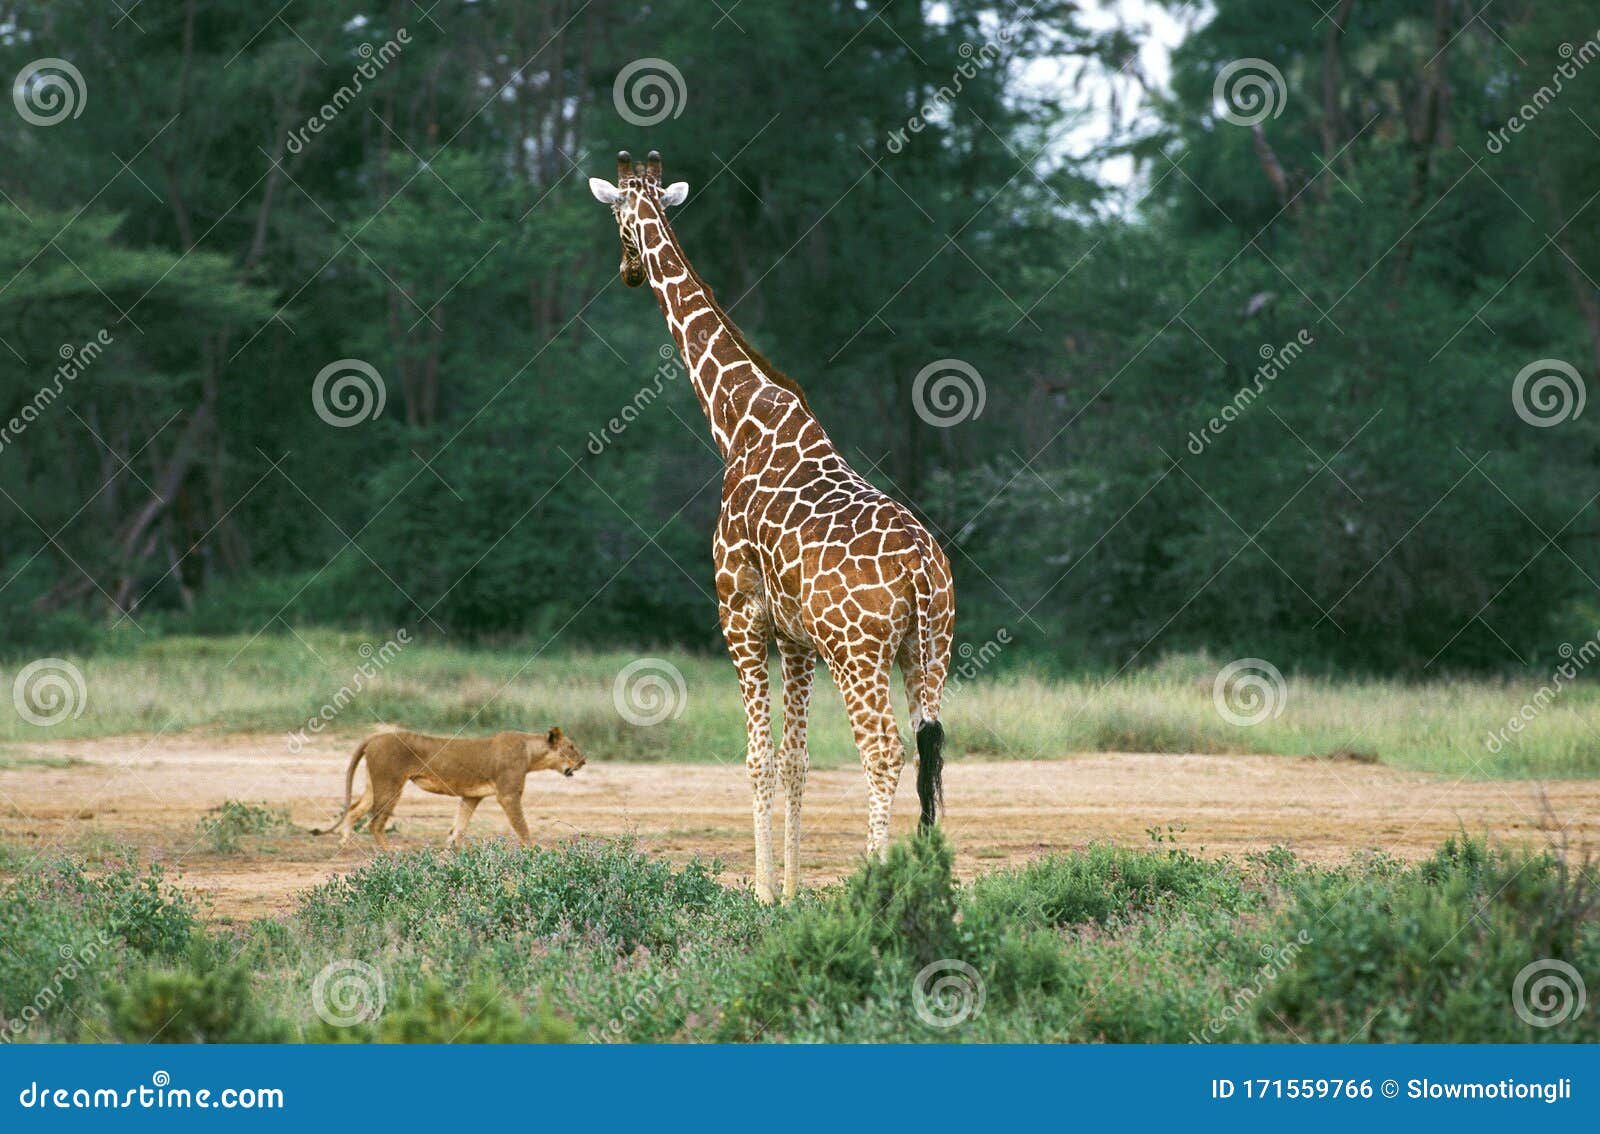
[
  {"xmin": 3, "ymin": 833, "xmax": 1595, "ymax": 1043},
  {"xmin": 0, "ymin": 632, "xmax": 1596, "ymax": 778},
  {"xmin": 0, "ymin": 749, "xmax": 83, "ymax": 770}
]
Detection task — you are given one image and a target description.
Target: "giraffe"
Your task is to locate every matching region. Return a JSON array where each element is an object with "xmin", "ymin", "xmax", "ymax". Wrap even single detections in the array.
[{"xmin": 590, "ymin": 151, "xmax": 956, "ymax": 902}]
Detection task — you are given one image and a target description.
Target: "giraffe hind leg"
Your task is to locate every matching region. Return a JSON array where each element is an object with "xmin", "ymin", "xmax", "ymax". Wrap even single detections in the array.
[
  {"xmin": 898, "ymin": 638, "xmax": 943, "ymax": 830},
  {"xmin": 837, "ymin": 654, "xmax": 903, "ymax": 860},
  {"xmin": 777, "ymin": 641, "xmax": 816, "ymax": 900}
]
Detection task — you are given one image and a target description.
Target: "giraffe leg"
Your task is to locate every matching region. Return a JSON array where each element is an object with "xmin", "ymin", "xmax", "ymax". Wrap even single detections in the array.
[
  {"xmin": 777, "ymin": 642, "xmax": 816, "ymax": 900},
  {"xmin": 837, "ymin": 656, "xmax": 903, "ymax": 860},
  {"xmin": 722, "ymin": 607, "xmax": 776, "ymax": 903}
]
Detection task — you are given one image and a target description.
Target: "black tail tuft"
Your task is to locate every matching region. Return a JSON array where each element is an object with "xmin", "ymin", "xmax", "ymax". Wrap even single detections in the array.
[{"xmin": 915, "ymin": 719, "xmax": 945, "ymax": 832}]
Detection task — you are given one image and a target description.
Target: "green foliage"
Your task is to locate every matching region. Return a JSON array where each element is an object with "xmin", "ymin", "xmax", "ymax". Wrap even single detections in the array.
[
  {"xmin": 962, "ymin": 842, "xmax": 1246, "ymax": 930},
  {"xmin": 0, "ymin": 857, "xmax": 197, "ymax": 1041},
  {"xmin": 1263, "ymin": 838, "xmax": 1600, "ymax": 1041},
  {"xmin": 312, "ymin": 979, "xmax": 575, "ymax": 1045},
  {"xmin": 720, "ymin": 830, "xmax": 1066, "ymax": 1040},
  {"xmin": 197, "ymin": 801, "xmax": 292, "ymax": 854},
  {"xmin": 12, "ymin": 0, "xmax": 1595, "ymax": 675},
  {"xmin": 106, "ymin": 945, "xmax": 291, "ymax": 1043},
  {"xmin": 294, "ymin": 838, "xmax": 759, "ymax": 957},
  {"xmin": 5, "ymin": 833, "xmax": 1596, "ymax": 1043}
]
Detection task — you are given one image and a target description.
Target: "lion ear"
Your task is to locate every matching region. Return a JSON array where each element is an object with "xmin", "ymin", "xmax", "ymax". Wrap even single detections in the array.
[{"xmin": 547, "ymin": 726, "xmax": 563, "ymax": 744}]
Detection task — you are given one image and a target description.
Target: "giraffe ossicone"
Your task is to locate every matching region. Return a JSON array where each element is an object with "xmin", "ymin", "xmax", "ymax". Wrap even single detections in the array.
[{"xmin": 592, "ymin": 149, "xmax": 955, "ymax": 902}]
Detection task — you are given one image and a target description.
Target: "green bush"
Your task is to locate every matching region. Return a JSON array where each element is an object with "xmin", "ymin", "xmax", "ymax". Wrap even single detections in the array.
[
  {"xmin": 721, "ymin": 831, "xmax": 1068, "ymax": 1041},
  {"xmin": 963, "ymin": 841, "xmax": 1246, "ymax": 930},
  {"xmin": 295, "ymin": 838, "xmax": 762, "ymax": 957},
  {"xmin": 0, "ymin": 857, "xmax": 196, "ymax": 1041},
  {"xmin": 198, "ymin": 801, "xmax": 292, "ymax": 853},
  {"xmin": 106, "ymin": 944, "xmax": 290, "ymax": 1043},
  {"xmin": 4, "ymin": 832, "xmax": 1593, "ymax": 1044},
  {"xmin": 309, "ymin": 978, "xmax": 575, "ymax": 1043},
  {"xmin": 1262, "ymin": 838, "xmax": 1600, "ymax": 1042}
]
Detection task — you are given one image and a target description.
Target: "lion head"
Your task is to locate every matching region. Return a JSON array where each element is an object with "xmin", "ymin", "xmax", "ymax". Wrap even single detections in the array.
[{"xmin": 533, "ymin": 726, "xmax": 586, "ymax": 777}]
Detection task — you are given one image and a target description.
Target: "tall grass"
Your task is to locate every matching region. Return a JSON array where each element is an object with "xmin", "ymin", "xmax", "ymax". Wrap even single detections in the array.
[{"xmin": 0, "ymin": 632, "xmax": 1595, "ymax": 778}]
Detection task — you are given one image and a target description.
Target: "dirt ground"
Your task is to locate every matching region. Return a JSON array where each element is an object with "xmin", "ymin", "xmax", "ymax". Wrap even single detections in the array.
[{"xmin": 2, "ymin": 732, "xmax": 1596, "ymax": 922}]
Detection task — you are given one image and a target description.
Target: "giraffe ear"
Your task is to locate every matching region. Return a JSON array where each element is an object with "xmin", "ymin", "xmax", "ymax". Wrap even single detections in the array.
[
  {"xmin": 661, "ymin": 181, "xmax": 689, "ymax": 207},
  {"xmin": 588, "ymin": 177, "xmax": 622, "ymax": 205}
]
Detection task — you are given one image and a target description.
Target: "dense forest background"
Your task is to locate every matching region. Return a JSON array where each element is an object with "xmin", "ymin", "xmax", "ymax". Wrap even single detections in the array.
[{"xmin": 3, "ymin": 0, "xmax": 1599, "ymax": 675}]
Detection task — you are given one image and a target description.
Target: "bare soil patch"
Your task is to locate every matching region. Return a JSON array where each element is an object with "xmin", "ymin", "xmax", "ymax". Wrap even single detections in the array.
[{"xmin": 1, "ymin": 733, "xmax": 1594, "ymax": 921}]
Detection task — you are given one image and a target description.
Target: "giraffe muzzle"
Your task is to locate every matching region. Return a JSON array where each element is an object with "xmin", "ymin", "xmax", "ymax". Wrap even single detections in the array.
[{"xmin": 620, "ymin": 258, "xmax": 646, "ymax": 288}]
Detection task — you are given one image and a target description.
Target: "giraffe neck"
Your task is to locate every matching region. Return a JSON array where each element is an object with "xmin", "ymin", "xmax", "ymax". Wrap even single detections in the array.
[{"xmin": 635, "ymin": 201, "xmax": 801, "ymax": 459}]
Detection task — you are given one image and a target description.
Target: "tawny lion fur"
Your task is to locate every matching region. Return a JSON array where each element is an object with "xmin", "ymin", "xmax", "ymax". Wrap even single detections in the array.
[{"xmin": 314, "ymin": 726, "xmax": 585, "ymax": 849}]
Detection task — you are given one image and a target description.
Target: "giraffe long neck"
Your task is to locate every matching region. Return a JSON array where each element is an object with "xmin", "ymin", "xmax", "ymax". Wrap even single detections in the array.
[{"xmin": 635, "ymin": 203, "xmax": 792, "ymax": 459}]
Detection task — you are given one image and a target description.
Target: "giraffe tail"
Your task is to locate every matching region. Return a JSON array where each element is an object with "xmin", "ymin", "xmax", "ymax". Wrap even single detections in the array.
[
  {"xmin": 916, "ymin": 718, "xmax": 944, "ymax": 832},
  {"xmin": 910, "ymin": 547, "xmax": 945, "ymax": 832}
]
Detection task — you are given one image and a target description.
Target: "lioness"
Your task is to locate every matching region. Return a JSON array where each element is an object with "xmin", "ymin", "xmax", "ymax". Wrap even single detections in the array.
[{"xmin": 314, "ymin": 727, "xmax": 586, "ymax": 850}]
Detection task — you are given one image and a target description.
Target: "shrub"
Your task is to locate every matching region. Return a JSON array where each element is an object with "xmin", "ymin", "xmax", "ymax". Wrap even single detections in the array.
[
  {"xmin": 1262, "ymin": 838, "xmax": 1600, "ymax": 1042},
  {"xmin": 310, "ymin": 978, "xmax": 575, "ymax": 1043},
  {"xmin": 0, "ymin": 857, "xmax": 196, "ymax": 1041},
  {"xmin": 962, "ymin": 842, "xmax": 1246, "ymax": 930},
  {"xmin": 721, "ymin": 830, "xmax": 1067, "ymax": 1041},
  {"xmin": 295, "ymin": 837, "xmax": 765, "ymax": 956},
  {"xmin": 198, "ymin": 801, "xmax": 292, "ymax": 853},
  {"xmin": 106, "ymin": 946, "xmax": 290, "ymax": 1043}
]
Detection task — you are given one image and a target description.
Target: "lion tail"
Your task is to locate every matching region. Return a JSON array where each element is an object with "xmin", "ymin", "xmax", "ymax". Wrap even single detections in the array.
[{"xmin": 311, "ymin": 736, "xmax": 372, "ymax": 835}]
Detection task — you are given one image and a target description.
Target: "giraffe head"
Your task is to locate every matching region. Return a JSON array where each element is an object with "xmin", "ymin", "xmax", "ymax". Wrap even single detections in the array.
[{"xmin": 588, "ymin": 149, "xmax": 689, "ymax": 288}]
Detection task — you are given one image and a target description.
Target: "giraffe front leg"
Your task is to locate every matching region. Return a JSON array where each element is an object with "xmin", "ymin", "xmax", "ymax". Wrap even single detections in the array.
[
  {"xmin": 722, "ymin": 600, "xmax": 776, "ymax": 903},
  {"xmin": 777, "ymin": 642, "xmax": 816, "ymax": 900}
]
